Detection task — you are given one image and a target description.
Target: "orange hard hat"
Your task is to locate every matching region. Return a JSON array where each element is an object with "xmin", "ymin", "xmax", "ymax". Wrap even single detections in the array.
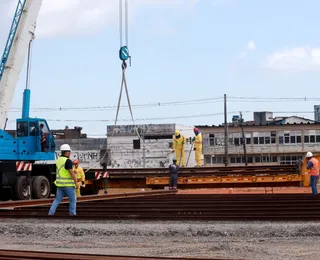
[
  {"xmin": 73, "ymin": 159, "xmax": 79, "ymax": 164},
  {"xmin": 194, "ymin": 127, "xmax": 199, "ymax": 133}
]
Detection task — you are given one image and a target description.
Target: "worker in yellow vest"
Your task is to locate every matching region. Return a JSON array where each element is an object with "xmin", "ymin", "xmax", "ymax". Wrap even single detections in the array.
[
  {"xmin": 73, "ymin": 159, "xmax": 85, "ymax": 197},
  {"xmin": 193, "ymin": 127, "xmax": 202, "ymax": 167},
  {"xmin": 171, "ymin": 130, "xmax": 186, "ymax": 167},
  {"xmin": 48, "ymin": 144, "xmax": 79, "ymax": 216}
]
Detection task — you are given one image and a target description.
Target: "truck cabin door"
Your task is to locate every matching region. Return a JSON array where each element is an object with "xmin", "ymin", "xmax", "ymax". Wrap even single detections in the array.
[{"xmin": 28, "ymin": 120, "xmax": 41, "ymax": 153}]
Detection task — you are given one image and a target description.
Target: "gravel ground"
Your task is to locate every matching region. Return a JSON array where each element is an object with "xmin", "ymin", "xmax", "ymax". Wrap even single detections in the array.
[{"xmin": 0, "ymin": 219, "xmax": 319, "ymax": 260}]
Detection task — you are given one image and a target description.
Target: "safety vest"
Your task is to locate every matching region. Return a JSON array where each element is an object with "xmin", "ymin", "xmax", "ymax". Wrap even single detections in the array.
[
  {"xmin": 173, "ymin": 135, "xmax": 185, "ymax": 148},
  {"xmin": 54, "ymin": 156, "xmax": 75, "ymax": 187},
  {"xmin": 309, "ymin": 157, "xmax": 319, "ymax": 176}
]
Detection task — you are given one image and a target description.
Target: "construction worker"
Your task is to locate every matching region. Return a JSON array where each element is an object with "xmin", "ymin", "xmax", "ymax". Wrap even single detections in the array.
[
  {"xmin": 48, "ymin": 144, "xmax": 79, "ymax": 216},
  {"xmin": 305, "ymin": 151, "xmax": 319, "ymax": 195},
  {"xmin": 171, "ymin": 130, "xmax": 186, "ymax": 167},
  {"xmin": 73, "ymin": 159, "xmax": 85, "ymax": 197},
  {"xmin": 193, "ymin": 127, "xmax": 202, "ymax": 167},
  {"xmin": 168, "ymin": 158, "xmax": 179, "ymax": 190}
]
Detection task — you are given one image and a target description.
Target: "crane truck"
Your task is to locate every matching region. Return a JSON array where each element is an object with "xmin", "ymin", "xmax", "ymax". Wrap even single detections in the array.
[{"xmin": 0, "ymin": 0, "xmax": 108, "ymax": 201}]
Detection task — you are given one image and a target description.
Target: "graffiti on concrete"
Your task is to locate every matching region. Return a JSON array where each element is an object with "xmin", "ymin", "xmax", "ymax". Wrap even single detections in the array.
[
  {"xmin": 107, "ymin": 124, "xmax": 175, "ymax": 136},
  {"xmin": 54, "ymin": 150, "xmax": 100, "ymax": 163}
]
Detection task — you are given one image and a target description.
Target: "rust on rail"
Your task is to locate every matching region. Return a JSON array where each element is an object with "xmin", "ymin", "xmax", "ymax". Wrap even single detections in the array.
[
  {"xmin": 0, "ymin": 249, "xmax": 244, "ymax": 260},
  {"xmin": 0, "ymin": 190, "xmax": 176, "ymax": 210}
]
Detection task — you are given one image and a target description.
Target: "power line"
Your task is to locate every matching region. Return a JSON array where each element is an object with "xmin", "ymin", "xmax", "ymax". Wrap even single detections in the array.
[
  {"xmin": 8, "ymin": 95, "xmax": 320, "ymax": 112},
  {"xmin": 44, "ymin": 111, "xmax": 251, "ymax": 123},
  {"xmin": 9, "ymin": 96, "xmax": 224, "ymax": 112}
]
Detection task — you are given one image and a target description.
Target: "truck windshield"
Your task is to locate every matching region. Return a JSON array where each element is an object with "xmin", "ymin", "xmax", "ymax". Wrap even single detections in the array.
[{"xmin": 17, "ymin": 122, "xmax": 28, "ymax": 137}]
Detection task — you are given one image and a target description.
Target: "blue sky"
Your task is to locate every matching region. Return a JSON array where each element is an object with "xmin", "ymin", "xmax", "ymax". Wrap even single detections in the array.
[{"xmin": 1, "ymin": 0, "xmax": 320, "ymax": 136}]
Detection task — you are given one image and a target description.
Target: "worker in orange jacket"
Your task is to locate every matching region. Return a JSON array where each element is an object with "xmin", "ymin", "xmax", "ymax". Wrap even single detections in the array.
[
  {"xmin": 193, "ymin": 127, "xmax": 202, "ymax": 167},
  {"xmin": 305, "ymin": 151, "xmax": 319, "ymax": 195},
  {"xmin": 73, "ymin": 159, "xmax": 85, "ymax": 197}
]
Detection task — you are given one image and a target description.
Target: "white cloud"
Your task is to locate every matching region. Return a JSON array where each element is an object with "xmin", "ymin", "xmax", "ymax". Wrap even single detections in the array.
[
  {"xmin": 236, "ymin": 40, "xmax": 256, "ymax": 59},
  {"xmin": 36, "ymin": 0, "xmax": 196, "ymax": 37},
  {"xmin": 267, "ymin": 46, "xmax": 320, "ymax": 71},
  {"xmin": 0, "ymin": 0, "xmax": 199, "ymax": 39},
  {"xmin": 246, "ymin": 40, "xmax": 256, "ymax": 51}
]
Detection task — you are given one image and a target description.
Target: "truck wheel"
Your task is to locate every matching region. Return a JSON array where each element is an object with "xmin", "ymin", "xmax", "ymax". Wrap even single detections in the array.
[
  {"xmin": 13, "ymin": 176, "xmax": 28, "ymax": 200},
  {"xmin": 32, "ymin": 176, "xmax": 51, "ymax": 199}
]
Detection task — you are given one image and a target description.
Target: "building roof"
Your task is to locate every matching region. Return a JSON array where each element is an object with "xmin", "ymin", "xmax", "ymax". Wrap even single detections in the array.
[{"xmin": 197, "ymin": 115, "xmax": 316, "ymax": 128}]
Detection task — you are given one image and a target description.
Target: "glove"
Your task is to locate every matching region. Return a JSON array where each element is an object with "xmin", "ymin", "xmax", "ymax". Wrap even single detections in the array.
[
  {"xmin": 171, "ymin": 149, "xmax": 175, "ymax": 153},
  {"xmin": 193, "ymin": 148, "xmax": 196, "ymax": 151},
  {"xmin": 192, "ymin": 137, "xmax": 195, "ymax": 142}
]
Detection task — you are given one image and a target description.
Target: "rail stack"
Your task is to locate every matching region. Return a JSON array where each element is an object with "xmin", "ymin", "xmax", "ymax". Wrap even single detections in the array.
[{"xmin": 0, "ymin": 192, "xmax": 319, "ymax": 221}]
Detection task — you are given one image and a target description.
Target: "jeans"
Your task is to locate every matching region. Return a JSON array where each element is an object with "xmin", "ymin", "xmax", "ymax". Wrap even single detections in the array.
[
  {"xmin": 169, "ymin": 174, "xmax": 178, "ymax": 189},
  {"xmin": 48, "ymin": 187, "xmax": 76, "ymax": 215},
  {"xmin": 310, "ymin": 176, "xmax": 319, "ymax": 195}
]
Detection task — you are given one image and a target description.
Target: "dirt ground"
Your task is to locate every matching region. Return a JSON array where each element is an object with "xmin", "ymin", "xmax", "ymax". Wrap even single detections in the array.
[{"xmin": 0, "ymin": 219, "xmax": 319, "ymax": 260}]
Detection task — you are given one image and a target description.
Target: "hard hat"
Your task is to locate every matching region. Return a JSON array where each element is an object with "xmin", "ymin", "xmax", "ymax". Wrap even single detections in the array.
[
  {"xmin": 60, "ymin": 144, "xmax": 71, "ymax": 151},
  {"xmin": 306, "ymin": 151, "xmax": 313, "ymax": 158},
  {"xmin": 73, "ymin": 159, "xmax": 79, "ymax": 164},
  {"xmin": 194, "ymin": 127, "xmax": 199, "ymax": 133},
  {"xmin": 175, "ymin": 130, "xmax": 180, "ymax": 136}
]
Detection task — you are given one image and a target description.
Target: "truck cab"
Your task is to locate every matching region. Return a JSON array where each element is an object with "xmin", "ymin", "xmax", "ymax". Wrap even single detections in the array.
[
  {"xmin": 16, "ymin": 118, "xmax": 55, "ymax": 161},
  {"xmin": 0, "ymin": 118, "xmax": 55, "ymax": 161}
]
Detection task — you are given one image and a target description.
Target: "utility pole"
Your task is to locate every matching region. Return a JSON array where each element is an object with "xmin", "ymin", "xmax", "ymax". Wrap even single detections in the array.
[
  {"xmin": 240, "ymin": 111, "xmax": 248, "ymax": 166},
  {"xmin": 142, "ymin": 131, "xmax": 146, "ymax": 168},
  {"xmin": 224, "ymin": 94, "xmax": 228, "ymax": 166}
]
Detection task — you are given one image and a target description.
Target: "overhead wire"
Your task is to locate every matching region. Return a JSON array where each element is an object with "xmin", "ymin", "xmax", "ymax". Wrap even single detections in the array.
[{"xmin": 9, "ymin": 95, "xmax": 320, "ymax": 112}]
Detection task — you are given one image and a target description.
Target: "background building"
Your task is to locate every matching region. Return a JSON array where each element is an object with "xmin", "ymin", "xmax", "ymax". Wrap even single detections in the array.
[{"xmin": 199, "ymin": 112, "xmax": 319, "ymax": 166}]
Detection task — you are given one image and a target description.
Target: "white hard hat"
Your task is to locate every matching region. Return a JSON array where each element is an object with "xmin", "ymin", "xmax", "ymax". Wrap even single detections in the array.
[
  {"xmin": 306, "ymin": 151, "xmax": 313, "ymax": 158},
  {"xmin": 60, "ymin": 144, "xmax": 71, "ymax": 152}
]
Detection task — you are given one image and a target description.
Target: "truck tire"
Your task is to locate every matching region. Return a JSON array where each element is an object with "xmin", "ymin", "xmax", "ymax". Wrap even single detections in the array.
[
  {"xmin": 32, "ymin": 176, "xmax": 51, "ymax": 199},
  {"xmin": 13, "ymin": 176, "xmax": 28, "ymax": 200}
]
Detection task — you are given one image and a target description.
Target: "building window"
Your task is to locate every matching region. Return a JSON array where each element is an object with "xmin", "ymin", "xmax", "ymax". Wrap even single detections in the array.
[
  {"xmin": 284, "ymin": 133, "xmax": 290, "ymax": 144},
  {"xmin": 271, "ymin": 131, "xmax": 276, "ymax": 144},
  {"xmin": 297, "ymin": 136, "xmax": 301, "ymax": 143},
  {"xmin": 280, "ymin": 155, "xmax": 302, "ymax": 165},
  {"xmin": 310, "ymin": 135, "xmax": 316, "ymax": 143}
]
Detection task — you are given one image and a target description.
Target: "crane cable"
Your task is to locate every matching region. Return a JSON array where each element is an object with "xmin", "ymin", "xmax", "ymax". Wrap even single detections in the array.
[{"xmin": 85, "ymin": 0, "xmax": 142, "ymax": 173}]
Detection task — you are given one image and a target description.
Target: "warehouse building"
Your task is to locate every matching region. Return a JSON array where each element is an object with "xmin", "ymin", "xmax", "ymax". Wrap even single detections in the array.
[{"xmin": 199, "ymin": 112, "xmax": 319, "ymax": 166}]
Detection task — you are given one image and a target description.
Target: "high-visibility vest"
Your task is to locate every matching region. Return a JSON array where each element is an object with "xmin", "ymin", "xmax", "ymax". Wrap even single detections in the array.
[
  {"xmin": 173, "ymin": 135, "xmax": 186, "ymax": 149},
  {"xmin": 309, "ymin": 157, "xmax": 319, "ymax": 176},
  {"xmin": 54, "ymin": 156, "xmax": 75, "ymax": 187}
]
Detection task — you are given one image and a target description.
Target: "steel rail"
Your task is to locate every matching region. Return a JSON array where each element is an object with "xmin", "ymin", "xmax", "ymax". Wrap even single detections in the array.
[{"xmin": 0, "ymin": 249, "xmax": 244, "ymax": 260}]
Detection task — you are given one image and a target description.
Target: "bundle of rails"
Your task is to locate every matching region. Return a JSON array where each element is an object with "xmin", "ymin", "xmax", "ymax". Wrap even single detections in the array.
[
  {"xmin": 0, "ymin": 190, "xmax": 176, "ymax": 209},
  {"xmin": 1, "ymin": 193, "xmax": 320, "ymax": 221},
  {"xmin": 0, "ymin": 250, "xmax": 245, "ymax": 260}
]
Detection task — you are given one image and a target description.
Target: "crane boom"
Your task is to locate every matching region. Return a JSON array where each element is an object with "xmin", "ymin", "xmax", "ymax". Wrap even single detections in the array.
[{"xmin": 0, "ymin": 0, "xmax": 42, "ymax": 130}]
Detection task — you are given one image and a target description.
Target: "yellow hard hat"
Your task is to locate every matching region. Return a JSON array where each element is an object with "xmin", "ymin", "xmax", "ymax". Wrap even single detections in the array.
[{"xmin": 175, "ymin": 130, "xmax": 180, "ymax": 136}]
